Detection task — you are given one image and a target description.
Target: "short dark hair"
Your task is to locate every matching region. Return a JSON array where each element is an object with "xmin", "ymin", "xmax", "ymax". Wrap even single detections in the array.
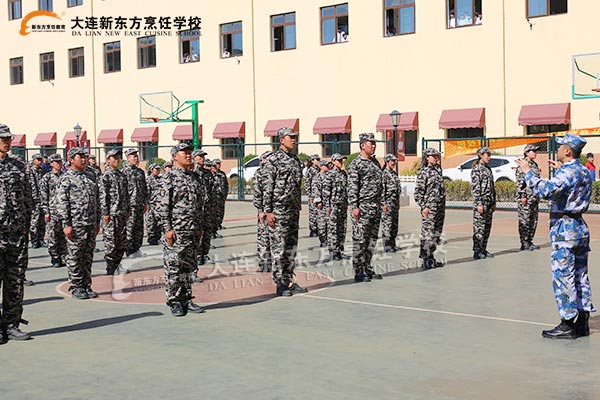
[
  {"xmin": 586, "ymin": 153, "xmax": 594, "ymax": 158},
  {"xmin": 571, "ymin": 147, "xmax": 582, "ymax": 158}
]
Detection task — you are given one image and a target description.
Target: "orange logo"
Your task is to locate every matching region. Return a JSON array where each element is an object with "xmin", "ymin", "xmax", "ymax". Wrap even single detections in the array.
[{"xmin": 20, "ymin": 10, "xmax": 62, "ymax": 36}]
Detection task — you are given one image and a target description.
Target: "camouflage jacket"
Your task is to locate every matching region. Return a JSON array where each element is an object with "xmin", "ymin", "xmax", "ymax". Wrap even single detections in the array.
[
  {"xmin": 305, "ymin": 164, "xmax": 319, "ymax": 197},
  {"xmin": 40, "ymin": 169, "xmax": 62, "ymax": 217},
  {"xmin": 381, "ymin": 168, "xmax": 402, "ymax": 208},
  {"xmin": 311, "ymin": 170, "xmax": 329, "ymax": 205},
  {"xmin": 214, "ymin": 170, "xmax": 229, "ymax": 202},
  {"xmin": 85, "ymin": 165, "xmax": 101, "ymax": 183},
  {"xmin": 415, "ymin": 164, "xmax": 446, "ymax": 210},
  {"xmin": 123, "ymin": 162, "xmax": 148, "ymax": 209},
  {"xmin": 253, "ymin": 165, "xmax": 268, "ymax": 213},
  {"xmin": 516, "ymin": 158, "xmax": 540, "ymax": 200},
  {"xmin": 146, "ymin": 173, "xmax": 163, "ymax": 208},
  {"xmin": 322, "ymin": 167, "xmax": 347, "ymax": 209},
  {"xmin": 99, "ymin": 168, "xmax": 129, "ymax": 216},
  {"xmin": 262, "ymin": 148, "xmax": 303, "ymax": 213},
  {"xmin": 0, "ymin": 155, "xmax": 32, "ymax": 232},
  {"xmin": 28, "ymin": 165, "xmax": 44, "ymax": 206},
  {"xmin": 158, "ymin": 167, "xmax": 204, "ymax": 232},
  {"xmin": 347, "ymin": 155, "xmax": 383, "ymax": 210},
  {"xmin": 471, "ymin": 161, "xmax": 496, "ymax": 207},
  {"xmin": 56, "ymin": 169, "xmax": 100, "ymax": 228},
  {"xmin": 194, "ymin": 165, "xmax": 215, "ymax": 206}
]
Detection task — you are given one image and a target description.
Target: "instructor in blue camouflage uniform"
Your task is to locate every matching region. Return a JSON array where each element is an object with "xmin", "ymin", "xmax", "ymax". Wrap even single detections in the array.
[{"xmin": 516, "ymin": 133, "xmax": 594, "ymax": 339}]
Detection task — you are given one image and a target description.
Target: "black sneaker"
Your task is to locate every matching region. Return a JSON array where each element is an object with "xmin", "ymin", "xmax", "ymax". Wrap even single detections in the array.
[
  {"xmin": 72, "ymin": 288, "xmax": 89, "ymax": 300},
  {"xmin": 423, "ymin": 258, "xmax": 436, "ymax": 270},
  {"xmin": 528, "ymin": 242, "xmax": 540, "ymax": 250},
  {"xmin": 31, "ymin": 242, "xmax": 41, "ymax": 249},
  {"xmin": 0, "ymin": 328, "xmax": 7, "ymax": 345},
  {"xmin": 434, "ymin": 259, "xmax": 445, "ymax": 268},
  {"xmin": 276, "ymin": 285, "xmax": 293, "ymax": 297},
  {"xmin": 170, "ymin": 303, "xmax": 186, "ymax": 317},
  {"xmin": 197, "ymin": 256, "xmax": 206, "ymax": 266},
  {"xmin": 86, "ymin": 288, "xmax": 98, "ymax": 298},
  {"xmin": 289, "ymin": 283, "xmax": 308, "ymax": 294},
  {"xmin": 542, "ymin": 320, "xmax": 576, "ymax": 339},
  {"xmin": 484, "ymin": 251, "xmax": 495, "ymax": 258},
  {"xmin": 473, "ymin": 252, "xmax": 486, "ymax": 260},
  {"xmin": 520, "ymin": 243, "xmax": 531, "ymax": 251},
  {"xmin": 191, "ymin": 274, "xmax": 204, "ymax": 283},
  {"xmin": 23, "ymin": 279, "xmax": 35, "ymax": 286},
  {"xmin": 51, "ymin": 258, "xmax": 62, "ymax": 268},
  {"xmin": 6, "ymin": 325, "xmax": 32, "ymax": 341},
  {"xmin": 354, "ymin": 273, "xmax": 372, "ymax": 283},
  {"xmin": 367, "ymin": 271, "xmax": 383, "ymax": 280},
  {"xmin": 575, "ymin": 311, "xmax": 590, "ymax": 337},
  {"xmin": 186, "ymin": 301, "xmax": 206, "ymax": 314}
]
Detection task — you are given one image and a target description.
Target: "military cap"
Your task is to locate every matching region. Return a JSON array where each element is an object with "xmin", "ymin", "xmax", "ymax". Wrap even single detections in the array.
[
  {"xmin": 149, "ymin": 163, "xmax": 160, "ymax": 170},
  {"xmin": 477, "ymin": 147, "xmax": 491, "ymax": 155},
  {"xmin": 277, "ymin": 127, "xmax": 297, "ymax": 138},
  {"xmin": 171, "ymin": 142, "xmax": 193, "ymax": 156},
  {"xmin": 124, "ymin": 148, "xmax": 138, "ymax": 157},
  {"xmin": 106, "ymin": 148, "xmax": 122, "ymax": 158},
  {"xmin": 68, "ymin": 147, "xmax": 88, "ymax": 159},
  {"xmin": 384, "ymin": 154, "xmax": 398, "ymax": 162},
  {"xmin": 260, "ymin": 151, "xmax": 273, "ymax": 161},
  {"xmin": 423, "ymin": 148, "xmax": 441, "ymax": 157},
  {"xmin": 310, "ymin": 154, "xmax": 321, "ymax": 160},
  {"xmin": 213, "ymin": 158, "xmax": 222, "ymax": 164},
  {"xmin": 164, "ymin": 161, "xmax": 172, "ymax": 168},
  {"xmin": 330, "ymin": 153, "xmax": 347, "ymax": 162},
  {"xmin": 192, "ymin": 148, "xmax": 207, "ymax": 158},
  {"xmin": 523, "ymin": 144, "xmax": 539, "ymax": 153},
  {"xmin": 204, "ymin": 159, "xmax": 215, "ymax": 167},
  {"xmin": 88, "ymin": 154, "xmax": 96, "ymax": 159},
  {"xmin": 318, "ymin": 159, "xmax": 330, "ymax": 167},
  {"xmin": 0, "ymin": 123, "xmax": 13, "ymax": 138},
  {"xmin": 64, "ymin": 161, "xmax": 71, "ymax": 168},
  {"xmin": 48, "ymin": 153, "xmax": 63, "ymax": 163},
  {"xmin": 31, "ymin": 153, "xmax": 43, "ymax": 160},
  {"xmin": 555, "ymin": 133, "xmax": 587, "ymax": 153},
  {"xmin": 359, "ymin": 132, "xmax": 376, "ymax": 143}
]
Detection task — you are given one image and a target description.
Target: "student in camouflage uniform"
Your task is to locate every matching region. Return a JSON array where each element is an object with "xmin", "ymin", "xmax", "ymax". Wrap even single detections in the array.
[
  {"xmin": 471, "ymin": 147, "xmax": 496, "ymax": 260},
  {"xmin": 193, "ymin": 149, "xmax": 214, "ymax": 265},
  {"xmin": 56, "ymin": 147, "xmax": 101, "ymax": 300},
  {"xmin": 145, "ymin": 163, "xmax": 163, "ymax": 245},
  {"xmin": 414, "ymin": 148, "xmax": 446, "ymax": 269},
  {"xmin": 28, "ymin": 153, "xmax": 46, "ymax": 248},
  {"xmin": 348, "ymin": 133, "xmax": 383, "ymax": 282},
  {"xmin": 312, "ymin": 160, "xmax": 331, "ymax": 248},
  {"xmin": 40, "ymin": 153, "xmax": 67, "ymax": 268},
  {"xmin": 263, "ymin": 127, "xmax": 308, "ymax": 296},
  {"xmin": 99, "ymin": 149, "xmax": 130, "ymax": 275},
  {"xmin": 305, "ymin": 154, "xmax": 321, "ymax": 237},
  {"xmin": 381, "ymin": 154, "xmax": 401, "ymax": 253},
  {"xmin": 253, "ymin": 151, "xmax": 273, "ymax": 272},
  {"xmin": 516, "ymin": 133, "xmax": 594, "ymax": 339},
  {"xmin": 122, "ymin": 148, "xmax": 149, "ymax": 257},
  {"xmin": 159, "ymin": 143, "xmax": 206, "ymax": 317},
  {"xmin": 323, "ymin": 153, "xmax": 348, "ymax": 261},
  {"xmin": 85, "ymin": 154, "xmax": 102, "ymax": 182},
  {"xmin": 213, "ymin": 159, "xmax": 229, "ymax": 236},
  {"xmin": 516, "ymin": 144, "xmax": 541, "ymax": 251},
  {"xmin": 0, "ymin": 124, "xmax": 33, "ymax": 343}
]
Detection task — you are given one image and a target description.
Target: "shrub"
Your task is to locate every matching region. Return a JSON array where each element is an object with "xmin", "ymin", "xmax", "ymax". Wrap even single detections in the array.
[
  {"xmin": 400, "ymin": 160, "xmax": 421, "ymax": 176},
  {"xmin": 345, "ymin": 152, "xmax": 359, "ymax": 169},
  {"xmin": 444, "ymin": 180, "xmax": 472, "ymax": 201},
  {"xmin": 152, "ymin": 157, "xmax": 166, "ymax": 167},
  {"xmin": 298, "ymin": 152, "xmax": 311, "ymax": 163},
  {"xmin": 592, "ymin": 181, "xmax": 600, "ymax": 204},
  {"xmin": 243, "ymin": 154, "xmax": 257, "ymax": 164},
  {"xmin": 494, "ymin": 180, "xmax": 517, "ymax": 202}
]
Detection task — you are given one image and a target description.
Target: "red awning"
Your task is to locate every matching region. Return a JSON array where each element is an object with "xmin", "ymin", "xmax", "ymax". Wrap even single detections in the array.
[
  {"xmin": 34, "ymin": 132, "xmax": 57, "ymax": 146},
  {"xmin": 131, "ymin": 127, "xmax": 159, "ymax": 142},
  {"xmin": 313, "ymin": 115, "xmax": 352, "ymax": 134},
  {"xmin": 213, "ymin": 122, "xmax": 245, "ymax": 139},
  {"xmin": 172, "ymin": 125, "xmax": 202, "ymax": 141},
  {"xmin": 439, "ymin": 108, "xmax": 486, "ymax": 129},
  {"xmin": 62, "ymin": 130, "xmax": 87, "ymax": 145},
  {"xmin": 12, "ymin": 134, "xmax": 26, "ymax": 147},
  {"xmin": 97, "ymin": 129, "xmax": 123, "ymax": 144},
  {"xmin": 518, "ymin": 103, "xmax": 571, "ymax": 126},
  {"xmin": 264, "ymin": 118, "xmax": 300, "ymax": 137},
  {"xmin": 376, "ymin": 112, "xmax": 419, "ymax": 131}
]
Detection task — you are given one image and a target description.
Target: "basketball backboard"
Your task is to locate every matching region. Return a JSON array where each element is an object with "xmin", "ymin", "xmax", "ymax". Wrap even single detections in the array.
[
  {"xmin": 139, "ymin": 91, "xmax": 180, "ymax": 123},
  {"xmin": 572, "ymin": 52, "xmax": 600, "ymax": 99}
]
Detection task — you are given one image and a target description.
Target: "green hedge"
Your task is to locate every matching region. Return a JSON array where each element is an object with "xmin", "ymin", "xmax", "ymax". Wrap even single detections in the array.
[{"xmin": 444, "ymin": 180, "xmax": 517, "ymax": 202}]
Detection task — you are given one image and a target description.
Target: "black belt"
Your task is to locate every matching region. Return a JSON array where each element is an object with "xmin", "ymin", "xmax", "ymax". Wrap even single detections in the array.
[{"xmin": 550, "ymin": 212, "xmax": 582, "ymax": 219}]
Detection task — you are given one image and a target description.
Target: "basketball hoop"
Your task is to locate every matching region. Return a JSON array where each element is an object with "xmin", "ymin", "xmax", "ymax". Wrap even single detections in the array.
[
  {"xmin": 592, "ymin": 88, "xmax": 600, "ymax": 92},
  {"xmin": 141, "ymin": 117, "xmax": 159, "ymax": 123}
]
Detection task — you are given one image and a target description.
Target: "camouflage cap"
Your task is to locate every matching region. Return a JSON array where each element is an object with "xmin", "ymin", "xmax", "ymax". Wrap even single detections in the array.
[
  {"xmin": 213, "ymin": 158, "xmax": 222, "ymax": 164},
  {"xmin": 192, "ymin": 148, "xmax": 207, "ymax": 158},
  {"xmin": 555, "ymin": 133, "xmax": 587, "ymax": 153},
  {"xmin": 164, "ymin": 161, "xmax": 173, "ymax": 168},
  {"xmin": 204, "ymin": 159, "xmax": 215, "ymax": 167},
  {"xmin": 310, "ymin": 154, "xmax": 321, "ymax": 160},
  {"xmin": 149, "ymin": 163, "xmax": 161, "ymax": 170},
  {"xmin": 318, "ymin": 159, "xmax": 331, "ymax": 167},
  {"xmin": 384, "ymin": 154, "xmax": 398, "ymax": 162},
  {"xmin": 277, "ymin": 127, "xmax": 297, "ymax": 138},
  {"xmin": 171, "ymin": 142, "xmax": 193, "ymax": 156},
  {"xmin": 423, "ymin": 148, "xmax": 441, "ymax": 157},
  {"xmin": 260, "ymin": 151, "xmax": 273, "ymax": 161},
  {"xmin": 359, "ymin": 132, "xmax": 376, "ymax": 143},
  {"xmin": 106, "ymin": 148, "xmax": 122, "ymax": 158},
  {"xmin": 88, "ymin": 154, "xmax": 96, "ymax": 159},
  {"xmin": 330, "ymin": 153, "xmax": 347, "ymax": 162},
  {"xmin": 523, "ymin": 144, "xmax": 539, "ymax": 153},
  {"xmin": 31, "ymin": 153, "xmax": 43, "ymax": 160},
  {"xmin": 124, "ymin": 148, "xmax": 138, "ymax": 157},
  {"xmin": 0, "ymin": 123, "xmax": 13, "ymax": 138},
  {"xmin": 68, "ymin": 147, "xmax": 88, "ymax": 159},
  {"xmin": 48, "ymin": 153, "xmax": 63, "ymax": 163},
  {"xmin": 477, "ymin": 147, "xmax": 491, "ymax": 155}
]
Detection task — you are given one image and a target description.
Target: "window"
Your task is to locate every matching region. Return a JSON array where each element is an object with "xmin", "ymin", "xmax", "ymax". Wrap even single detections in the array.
[
  {"xmin": 180, "ymin": 30, "xmax": 200, "ymax": 63},
  {"xmin": 10, "ymin": 57, "xmax": 24, "ymax": 85},
  {"xmin": 8, "ymin": 0, "xmax": 22, "ymax": 20},
  {"xmin": 69, "ymin": 47, "xmax": 84, "ymax": 77},
  {"xmin": 322, "ymin": 134, "xmax": 351, "ymax": 156},
  {"xmin": 40, "ymin": 52, "xmax": 54, "ymax": 81},
  {"xmin": 384, "ymin": 0, "xmax": 415, "ymax": 36},
  {"xmin": 39, "ymin": 0, "xmax": 52, "ymax": 11},
  {"xmin": 527, "ymin": 0, "xmax": 567, "ymax": 17},
  {"xmin": 447, "ymin": 128, "xmax": 483, "ymax": 138},
  {"xmin": 220, "ymin": 21, "xmax": 242, "ymax": 58},
  {"xmin": 488, "ymin": 158, "xmax": 509, "ymax": 168},
  {"xmin": 527, "ymin": 123, "xmax": 568, "ymax": 152},
  {"xmin": 447, "ymin": 0, "xmax": 482, "ymax": 28},
  {"xmin": 139, "ymin": 141, "xmax": 158, "ymax": 162},
  {"xmin": 68, "ymin": 0, "xmax": 82, "ymax": 6},
  {"xmin": 321, "ymin": 3, "xmax": 349, "ymax": 44},
  {"xmin": 271, "ymin": 136, "xmax": 279, "ymax": 152},
  {"xmin": 40, "ymin": 145, "xmax": 56, "ymax": 156},
  {"xmin": 104, "ymin": 143, "xmax": 121, "ymax": 153},
  {"xmin": 222, "ymin": 138, "xmax": 244, "ymax": 159},
  {"xmin": 103, "ymin": 41, "xmax": 121, "ymax": 73},
  {"xmin": 384, "ymin": 129, "xmax": 418, "ymax": 156},
  {"xmin": 245, "ymin": 158, "xmax": 260, "ymax": 168},
  {"xmin": 138, "ymin": 36, "xmax": 156, "ymax": 69},
  {"xmin": 460, "ymin": 160, "xmax": 474, "ymax": 170},
  {"xmin": 271, "ymin": 12, "xmax": 296, "ymax": 51}
]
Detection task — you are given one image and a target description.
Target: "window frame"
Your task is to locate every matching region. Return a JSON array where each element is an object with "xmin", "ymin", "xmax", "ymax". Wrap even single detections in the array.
[
  {"xmin": 446, "ymin": 127, "xmax": 484, "ymax": 139},
  {"xmin": 383, "ymin": 0, "xmax": 416, "ymax": 37},
  {"xmin": 103, "ymin": 41, "xmax": 121, "ymax": 73},
  {"xmin": 526, "ymin": 0, "xmax": 568, "ymax": 18},
  {"xmin": 447, "ymin": 0, "xmax": 482, "ymax": 29},
  {"xmin": 320, "ymin": 3, "xmax": 349, "ymax": 45},
  {"xmin": 221, "ymin": 137, "xmax": 244, "ymax": 160},
  {"xmin": 40, "ymin": 52, "xmax": 55, "ymax": 81},
  {"xmin": 68, "ymin": 47, "xmax": 85, "ymax": 78},
  {"xmin": 321, "ymin": 133, "xmax": 351, "ymax": 156},
  {"xmin": 179, "ymin": 29, "xmax": 201, "ymax": 64},
  {"xmin": 67, "ymin": 0, "xmax": 83, "ymax": 7},
  {"xmin": 38, "ymin": 0, "xmax": 53, "ymax": 11},
  {"xmin": 271, "ymin": 12, "xmax": 297, "ymax": 52},
  {"xmin": 139, "ymin": 141, "xmax": 158, "ymax": 162},
  {"xmin": 137, "ymin": 36, "xmax": 157, "ymax": 69},
  {"xmin": 220, "ymin": 21, "xmax": 243, "ymax": 58},
  {"xmin": 10, "ymin": 57, "xmax": 24, "ymax": 85},
  {"xmin": 8, "ymin": 0, "xmax": 22, "ymax": 20}
]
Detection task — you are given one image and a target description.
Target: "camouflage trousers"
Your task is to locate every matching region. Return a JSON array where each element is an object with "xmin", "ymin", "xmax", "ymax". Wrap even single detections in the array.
[
  {"xmin": 66, "ymin": 225, "xmax": 96, "ymax": 291},
  {"xmin": 269, "ymin": 207, "xmax": 300, "ymax": 286},
  {"xmin": 46, "ymin": 217, "xmax": 67, "ymax": 260},
  {"xmin": 215, "ymin": 200, "xmax": 226, "ymax": 230},
  {"xmin": 381, "ymin": 204, "xmax": 399, "ymax": 249},
  {"xmin": 29, "ymin": 207, "xmax": 45, "ymax": 245},
  {"xmin": 200, "ymin": 211, "xmax": 214, "ymax": 257},
  {"xmin": 517, "ymin": 198, "xmax": 539, "ymax": 245},
  {"xmin": 0, "ymin": 229, "xmax": 28, "ymax": 327},
  {"xmin": 102, "ymin": 213, "xmax": 127, "ymax": 270},
  {"xmin": 352, "ymin": 206, "xmax": 382, "ymax": 275},
  {"xmin": 126, "ymin": 207, "xmax": 144, "ymax": 255},
  {"xmin": 328, "ymin": 204, "xmax": 347, "ymax": 254},
  {"xmin": 420, "ymin": 205, "xmax": 445, "ymax": 258},
  {"xmin": 316, "ymin": 205, "xmax": 328, "ymax": 245},
  {"xmin": 308, "ymin": 199, "xmax": 318, "ymax": 234},
  {"xmin": 550, "ymin": 237, "xmax": 595, "ymax": 320},
  {"xmin": 472, "ymin": 206, "xmax": 494, "ymax": 253},
  {"xmin": 164, "ymin": 230, "xmax": 199, "ymax": 306},
  {"xmin": 145, "ymin": 208, "xmax": 162, "ymax": 244},
  {"xmin": 256, "ymin": 216, "xmax": 272, "ymax": 271}
]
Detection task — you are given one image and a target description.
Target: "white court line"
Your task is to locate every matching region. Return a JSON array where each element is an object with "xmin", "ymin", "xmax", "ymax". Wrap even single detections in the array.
[{"xmin": 303, "ymin": 294, "xmax": 555, "ymax": 327}]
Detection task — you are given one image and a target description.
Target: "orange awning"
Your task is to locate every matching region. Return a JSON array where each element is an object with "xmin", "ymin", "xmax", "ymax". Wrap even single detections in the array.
[
  {"xmin": 131, "ymin": 127, "xmax": 159, "ymax": 142},
  {"xmin": 264, "ymin": 118, "xmax": 300, "ymax": 137},
  {"xmin": 313, "ymin": 115, "xmax": 351, "ymax": 134},
  {"xmin": 439, "ymin": 108, "xmax": 485, "ymax": 129},
  {"xmin": 172, "ymin": 125, "xmax": 202, "ymax": 141},
  {"xmin": 518, "ymin": 103, "xmax": 570, "ymax": 126},
  {"xmin": 12, "ymin": 134, "xmax": 26, "ymax": 147},
  {"xmin": 34, "ymin": 132, "xmax": 56, "ymax": 146},
  {"xmin": 376, "ymin": 112, "xmax": 419, "ymax": 131},
  {"xmin": 213, "ymin": 122, "xmax": 245, "ymax": 139},
  {"xmin": 62, "ymin": 130, "xmax": 87, "ymax": 145},
  {"xmin": 98, "ymin": 129, "xmax": 123, "ymax": 144}
]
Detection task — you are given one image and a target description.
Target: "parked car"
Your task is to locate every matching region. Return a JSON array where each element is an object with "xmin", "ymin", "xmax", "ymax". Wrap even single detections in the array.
[
  {"xmin": 443, "ymin": 155, "xmax": 519, "ymax": 182},
  {"xmin": 227, "ymin": 156, "xmax": 260, "ymax": 180}
]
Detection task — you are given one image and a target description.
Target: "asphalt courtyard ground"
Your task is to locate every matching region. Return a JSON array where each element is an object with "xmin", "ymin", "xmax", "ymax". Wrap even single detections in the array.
[{"xmin": 2, "ymin": 201, "xmax": 600, "ymax": 400}]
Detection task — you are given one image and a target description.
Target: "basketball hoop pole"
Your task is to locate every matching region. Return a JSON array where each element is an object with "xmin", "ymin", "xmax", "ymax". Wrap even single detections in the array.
[{"xmin": 188, "ymin": 100, "xmax": 201, "ymax": 150}]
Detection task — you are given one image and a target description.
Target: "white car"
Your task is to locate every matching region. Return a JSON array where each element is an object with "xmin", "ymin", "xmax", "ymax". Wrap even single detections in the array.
[
  {"xmin": 442, "ymin": 155, "xmax": 519, "ymax": 182},
  {"xmin": 227, "ymin": 156, "xmax": 260, "ymax": 180}
]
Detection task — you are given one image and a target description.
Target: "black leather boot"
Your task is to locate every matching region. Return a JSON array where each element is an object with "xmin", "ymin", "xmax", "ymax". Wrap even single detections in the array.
[{"xmin": 542, "ymin": 319, "xmax": 576, "ymax": 339}]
